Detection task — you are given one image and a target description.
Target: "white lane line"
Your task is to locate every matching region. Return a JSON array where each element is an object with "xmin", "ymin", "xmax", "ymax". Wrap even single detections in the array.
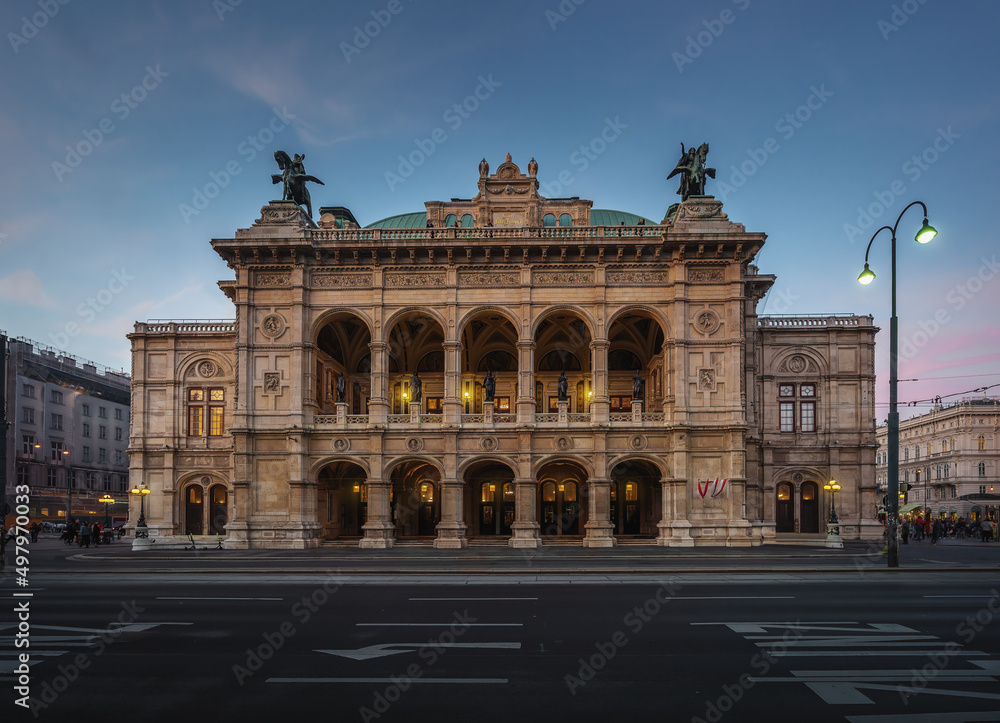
[
  {"xmin": 156, "ymin": 596, "xmax": 284, "ymax": 601},
  {"xmin": 673, "ymin": 596, "xmax": 795, "ymax": 600},
  {"xmin": 924, "ymin": 595, "xmax": 1000, "ymax": 598},
  {"xmin": 268, "ymin": 677, "xmax": 508, "ymax": 684},
  {"xmin": 356, "ymin": 623, "xmax": 522, "ymax": 627},
  {"xmin": 409, "ymin": 597, "xmax": 538, "ymax": 601}
]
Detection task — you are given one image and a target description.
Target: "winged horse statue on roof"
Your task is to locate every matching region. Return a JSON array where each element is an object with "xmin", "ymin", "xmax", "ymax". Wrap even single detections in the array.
[{"xmin": 271, "ymin": 150, "xmax": 325, "ymax": 218}]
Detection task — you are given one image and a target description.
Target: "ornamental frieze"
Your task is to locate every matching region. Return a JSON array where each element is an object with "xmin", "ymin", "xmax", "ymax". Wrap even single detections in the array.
[
  {"xmin": 689, "ymin": 268, "xmax": 725, "ymax": 283},
  {"xmin": 256, "ymin": 272, "xmax": 291, "ymax": 287},
  {"xmin": 459, "ymin": 270, "xmax": 520, "ymax": 287},
  {"xmin": 313, "ymin": 273, "xmax": 373, "ymax": 288},
  {"xmin": 606, "ymin": 269, "xmax": 669, "ymax": 285},
  {"xmin": 384, "ymin": 270, "xmax": 445, "ymax": 287},
  {"xmin": 534, "ymin": 270, "xmax": 593, "ymax": 286}
]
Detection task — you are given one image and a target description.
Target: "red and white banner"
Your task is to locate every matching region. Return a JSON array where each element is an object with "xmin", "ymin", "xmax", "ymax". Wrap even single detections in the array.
[{"xmin": 697, "ymin": 478, "xmax": 728, "ymax": 498}]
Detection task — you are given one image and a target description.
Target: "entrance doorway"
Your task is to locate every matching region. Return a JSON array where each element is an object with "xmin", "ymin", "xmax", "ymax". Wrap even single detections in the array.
[
  {"xmin": 776, "ymin": 482, "xmax": 794, "ymax": 532},
  {"xmin": 418, "ymin": 482, "xmax": 437, "ymax": 535},
  {"xmin": 479, "ymin": 481, "xmax": 515, "ymax": 535},
  {"xmin": 185, "ymin": 485, "xmax": 204, "ymax": 535},
  {"xmin": 209, "ymin": 485, "xmax": 227, "ymax": 534},
  {"xmin": 540, "ymin": 480, "xmax": 580, "ymax": 535},
  {"xmin": 800, "ymin": 481, "xmax": 819, "ymax": 533}
]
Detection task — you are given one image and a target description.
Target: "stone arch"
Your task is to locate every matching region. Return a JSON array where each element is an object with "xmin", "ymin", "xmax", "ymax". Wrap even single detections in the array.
[
  {"xmin": 530, "ymin": 305, "xmax": 597, "ymax": 339},
  {"xmin": 312, "ymin": 307, "xmax": 376, "ymax": 341},
  {"xmin": 457, "ymin": 454, "xmax": 519, "ymax": 479},
  {"xmin": 606, "ymin": 453, "xmax": 669, "ymax": 478},
  {"xmin": 383, "ymin": 455, "xmax": 446, "ymax": 480},
  {"xmin": 605, "ymin": 304, "xmax": 671, "ymax": 340},
  {"xmin": 381, "ymin": 306, "xmax": 449, "ymax": 343},
  {"xmin": 177, "ymin": 351, "xmax": 235, "ymax": 381},
  {"xmin": 176, "ymin": 472, "xmax": 230, "ymax": 536},
  {"xmin": 456, "ymin": 305, "xmax": 522, "ymax": 342},
  {"xmin": 772, "ymin": 348, "xmax": 829, "ymax": 376},
  {"xmin": 531, "ymin": 454, "xmax": 595, "ymax": 480},
  {"xmin": 310, "ymin": 455, "xmax": 372, "ymax": 480}
]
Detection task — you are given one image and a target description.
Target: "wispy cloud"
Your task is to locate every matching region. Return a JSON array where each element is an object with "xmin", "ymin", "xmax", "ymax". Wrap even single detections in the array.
[{"xmin": 0, "ymin": 269, "xmax": 57, "ymax": 308}]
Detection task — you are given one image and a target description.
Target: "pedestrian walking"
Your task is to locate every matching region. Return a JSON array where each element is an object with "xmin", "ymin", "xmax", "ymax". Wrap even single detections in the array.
[
  {"xmin": 931, "ymin": 518, "xmax": 939, "ymax": 544},
  {"xmin": 982, "ymin": 518, "xmax": 994, "ymax": 543},
  {"xmin": 901, "ymin": 519, "xmax": 910, "ymax": 544},
  {"xmin": 80, "ymin": 522, "xmax": 92, "ymax": 548}
]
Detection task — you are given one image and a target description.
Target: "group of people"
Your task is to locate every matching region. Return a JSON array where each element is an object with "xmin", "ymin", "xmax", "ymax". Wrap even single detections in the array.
[
  {"xmin": 60, "ymin": 519, "xmax": 116, "ymax": 547},
  {"xmin": 900, "ymin": 516, "xmax": 995, "ymax": 544}
]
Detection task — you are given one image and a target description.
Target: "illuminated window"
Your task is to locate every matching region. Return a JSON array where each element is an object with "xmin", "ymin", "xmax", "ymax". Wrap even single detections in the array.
[
  {"xmin": 980, "ymin": 436, "xmax": 986, "ymax": 451},
  {"xmin": 187, "ymin": 388, "xmax": 226, "ymax": 437}
]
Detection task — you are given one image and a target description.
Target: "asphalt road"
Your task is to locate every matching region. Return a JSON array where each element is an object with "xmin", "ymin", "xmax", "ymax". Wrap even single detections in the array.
[{"xmin": 5, "ymin": 573, "xmax": 1000, "ymax": 722}]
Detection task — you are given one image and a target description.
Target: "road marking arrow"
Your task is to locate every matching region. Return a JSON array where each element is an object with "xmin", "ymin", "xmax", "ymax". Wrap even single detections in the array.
[{"xmin": 317, "ymin": 642, "xmax": 521, "ymax": 660}]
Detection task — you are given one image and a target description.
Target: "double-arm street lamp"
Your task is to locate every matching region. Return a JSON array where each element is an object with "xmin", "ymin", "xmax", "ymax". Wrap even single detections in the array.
[
  {"xmin": 824, "ymin": 480, "xmax": 841, "ymax": 524},
  {"xmin": 98, "ymin": 494, "xmax": 115, "ymax": 526},
  {"xmin": 858, "ymin": 200, "xmax": 937, "ymax": 568}
]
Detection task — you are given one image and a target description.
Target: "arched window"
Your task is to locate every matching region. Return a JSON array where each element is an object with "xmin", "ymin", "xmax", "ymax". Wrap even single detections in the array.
[
  {"xmin": 210, "ymin": 484, "xmax": 228, "ymax": 534},
  {"xmin": 558, "ymin": 213, "xmax": 572, "ymax": 227},
  {"xmin": 950, "ymin": 438, "xmax": 956, "ymax": 451},
  {"xmin": 904, "ymin": 448, "xmax": 909, "ymax": 461},
  {"xmin": 542, "ymin": 213, "xmax": 556, "ymax": 227},
  {"xmin": 980, "ymin": 462, "xmax": 986, "ymax": 477},
  {"xmin": 914, "ymin": 446, "xmax": 920, "ymax": 460},
  {"xmin": 980, "ymin": 436, "xmax": 986, "ymax": 451},
  {"xmin": 444, "ymin": 214, "xmax": 457, "ymax": 227},
  {"xmin": 944, "ymin": 464, "xmax": 949, "ymax": 479},
  {"xmin": 185, "ymin": 485, "xmax": 204, "ymax": 535},
  {"xmin": 461, "ymin": 214, "xmax": 474, "ymax": 227}
]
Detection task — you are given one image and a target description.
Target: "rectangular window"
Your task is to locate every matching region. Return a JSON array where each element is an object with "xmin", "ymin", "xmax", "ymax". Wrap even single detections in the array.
[
  {"xmin": 82, "ymin": 404, "xmax": 91, "ymax": 417},
  {"xmin": 98, "ymin": 406, "xmax": 107, "ymax": 418},
  {"xmin": 17, "ymin": 466, "xmax": 29, "ymax": 485},
  {"xmin": 51, "ymin": 389, "xmax": 63, "ymax": 404},
  {"xmin": 780, "ymin": 402, "xmax": 795, "ymax": 432},
  {"xmin": 99, "ymin": 425, "xmax": 107, "ymax": 439},
  {"xmin": 189, "ymin": 389, "xmax": 205, "ymax": 402},
  {"xmin": 22, "ymin": 384, "xmax": 35, "ymax": 398},
  {"xmin": 115, "ymin": 408, "xmax": 123, "ymax": 420},
  {"xmin": 800, "ymin": 384, "xmax": 816, "ymax": 397},
  {"xmin": 209, "ymin": 406, "xmax": 224, "ymax": 436},
  {"xmin": 548, "ymin": 396, "xmax": 560, "ymax": 413},
  {"xmin": 495, "ymin": 396, "xmax": 511, "ymax": 412},
  {"xmin": 779, "ymin": 384, "xmax": 794, "ymax": 397},
  {"xmin": 86, "ymin": 472, "xmax": 95, "ymax": 489},
  {"xmin": 103, "ymin": 475, "xmax": 111, "ymax": 491},
  {"xmin": 50, "ymin": 441, "xmax": 64, "ymax": 461},
  {"xmin": 115, "ymin": 427, "xmax": 123, "ymax": 441},
  {"xmin": 83, "ymin": 423, "xmax": 90, "ymax": 437},
  {"xmin": 210, "ymin": 388, "xmax": 225, "ymax": 402},
  {"xmin": 188, "ymin": 406, "xmax": 204, "ymax": 436},
  {"xmin": 800, "ymin": 402, "xmax": 816, "ymax": 432},
  {"xmin": 21, "ymin": 435, "xmax": 36, "ymax": 455},
  {"xmin": 425, "ymin": 397, "xmax": 442, "ymax": 413},
  {"xmin": 99, "ymin": 448, "xmax": 107, "ymax": 463},
  {"xmin": 23, "ymin": 407, "xmax": 35, "ymax": 424},
  {"xmin": 51, "ymin": 413, "xmax": 63, "ymax": 430},
  {"xmin": 609, "ymin": 396, "xmax": 632, "ymax": 412},
  {"xmin": 47, "ymin": 468, "xmax": 57, "ymax": 487},
  {"xmin": 115, "ymin": 449, "xmax": 124, "ymax": 466},
  {"xmin": 83, "ymin": 447, "xmax": 91, "ymax": 463}
]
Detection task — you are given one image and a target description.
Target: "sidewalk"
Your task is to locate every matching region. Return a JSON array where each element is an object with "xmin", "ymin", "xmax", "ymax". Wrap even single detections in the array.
[{"xmin": 10, "ymin": 534, "xmax": 999, "ymax": 576}]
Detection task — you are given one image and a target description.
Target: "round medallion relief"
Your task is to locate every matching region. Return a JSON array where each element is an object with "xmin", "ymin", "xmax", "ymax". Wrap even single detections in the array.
[
  {"xmin": 480, "ymin": 437, "xmax": 498, "ymax": 452},
  {"xmin": 261, "ymin": 313, "xmax": 286, "ymax": 338},
  {"xmin": 333, "ymin": 438, "xmax": 349, "ymax": 453},
  {"xmin": 788, "ymin": 355, "xmax": 807, "ymax": 373},
  {"xmin": 405, "ymin": 437, "xmax": 424, "ymax": 453},
  {"xmin": 629, "ymin": 434, "xmax": 648, "ymax": 451},
  {"xmin": 554, "ymin": 436, "xmax": 573, "ymax": 451},
  {"xmin": 694, "ymin": 310, "xmax": 721, "ymax": 335},
  {"xmin": 197, "ymin": 361, "xmax": 216, "ymax": 378}
]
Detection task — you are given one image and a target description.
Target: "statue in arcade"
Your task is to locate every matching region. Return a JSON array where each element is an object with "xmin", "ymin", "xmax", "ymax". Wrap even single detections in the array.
[
  {"xmin": 336, "ymin": 372, "xmax": 346, "ymax": 403},
  {"xmin": 483, "ymin": 369, "xmax": 496, "ymax": 403},
  {"xmin": 557, "ymin": 371, "xmax": 568, "ymax": 402},
  {"xmin": 410, "ymin": 372, "xmax": 422, "ymax": 403},
  {"xmin": 632, "ymin": 370, "xmax": 643, "ymax": 400}
]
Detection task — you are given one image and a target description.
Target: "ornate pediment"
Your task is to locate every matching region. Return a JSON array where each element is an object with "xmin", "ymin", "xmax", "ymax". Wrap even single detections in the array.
[{"xmin": 777, "ymin": 354, "xmax": 819, "ymax": 374}]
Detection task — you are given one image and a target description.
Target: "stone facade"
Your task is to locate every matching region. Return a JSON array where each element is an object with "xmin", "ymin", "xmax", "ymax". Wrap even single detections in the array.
[{"xmin": 127, "ymin": 156, "xmax": 879, "ymax": 548}]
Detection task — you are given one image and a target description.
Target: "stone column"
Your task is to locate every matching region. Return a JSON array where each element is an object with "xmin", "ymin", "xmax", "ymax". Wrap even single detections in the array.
[
  {"xmin": 434, "ymin": 479, "xmax": 468, "ymax": 548},
  {"xmin": 508, "ymin": 477, "xmax": 541, "ymax": 548},
  {"xmin": 360, "ymin": 479, "xmax": 395, "ymax": 548},
  {"xmin": 368, "ymin": 341, "xmax": 389, "ymax": 425},
  {"xmin": 583, "ymin": 477, "xmax": 616, "ymax": 547},
  {"xmin": 516, "ymin": 340, "xmax": 536, "ymax": 425},
  {"xmin": 590, "ymin": 338, "xmax": 609, "ymax": 425},
  {"xmin": 443, "ymin": 340, "xmax": 462, "ymax": 425},
  {"xmin": 657, "ymin": 479, "xmax": 694, "ymax": 546}
]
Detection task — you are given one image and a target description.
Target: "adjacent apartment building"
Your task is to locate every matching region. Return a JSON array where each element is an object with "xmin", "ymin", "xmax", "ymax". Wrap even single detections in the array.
[
  {"xmin": 876, "ymin": 397, "xmax": 1000, "ymax": 522},
  {"xmin": 3, "ymin": 335, "xmax": 131, "ymax": 522}
]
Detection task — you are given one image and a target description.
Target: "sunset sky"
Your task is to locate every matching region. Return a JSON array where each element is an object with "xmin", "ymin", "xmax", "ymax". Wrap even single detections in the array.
[{"xmin": 1, "ymin": 0, "xmax": 998, "ymax": 420}]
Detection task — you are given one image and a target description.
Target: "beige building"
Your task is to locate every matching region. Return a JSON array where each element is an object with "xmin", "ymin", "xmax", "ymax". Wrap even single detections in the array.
[
  {"xmin": 876, "ymin": 397, "xmax": 1000, "ymax": 522},
  {"xmin": 127, "ymin": 154, "xmax": 880, "ymax": 548}
]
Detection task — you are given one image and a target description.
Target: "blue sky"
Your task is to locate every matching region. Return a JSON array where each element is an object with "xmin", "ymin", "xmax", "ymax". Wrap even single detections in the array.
[{"xmin": 1, "ymin": 0, "xmax": 998, "ymax": 419}]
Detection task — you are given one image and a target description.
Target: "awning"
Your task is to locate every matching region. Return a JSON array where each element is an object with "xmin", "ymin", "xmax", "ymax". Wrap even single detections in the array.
[{"xmin": 899, "ymin": 502, "xmax": 923, "ymax": 513}]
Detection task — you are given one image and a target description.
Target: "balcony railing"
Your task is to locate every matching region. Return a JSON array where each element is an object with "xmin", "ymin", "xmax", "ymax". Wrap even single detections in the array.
[{"xmin": 310, "ymin": 224, "xmax": 667, "ymax": 244}]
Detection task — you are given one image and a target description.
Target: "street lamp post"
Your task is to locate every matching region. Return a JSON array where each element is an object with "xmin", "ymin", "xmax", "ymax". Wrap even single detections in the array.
[
  {"xmin": 858, "ymin": 201, "xmax": 937, "ymax": 567},
  {"xmin": 824, "ymin": 480, "xmax": 841, "ymax": 524},
  {"xmin": 130, "ymin": 484, "xmax": 151, "ymax": 539},
  {"xmin": 98, "ymin": 494, "xmax": 115, "ymax": 526}
]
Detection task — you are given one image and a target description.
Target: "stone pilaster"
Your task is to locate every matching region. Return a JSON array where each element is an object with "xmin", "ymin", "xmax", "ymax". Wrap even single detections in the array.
[
  {"xmin": 583, "ymin": 477, "xmax": 616, "ymax": 547},
  {"xmin": 508, "ymin": 477, "xmax": 540, "ymax": 548}
]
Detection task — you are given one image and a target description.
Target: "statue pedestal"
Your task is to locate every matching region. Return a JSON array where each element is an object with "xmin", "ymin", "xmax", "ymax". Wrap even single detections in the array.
[
  {"xmin": 409, "ymin": 402, "xmax": 420, "ymax": 425},
  {"xmin": 336, "ymin": 402, "xmax": 348, "ymax": 428},
  {"xmin": 631, "ymin": 400, "xmax": 643, "ymax": 425},
  {"xmin": 558, "ymin": 400, "xmax": 569, "ymax": 426},
  {"xmin": 484, "ymin": 404, "xmax": 494, "ymax": 426}
]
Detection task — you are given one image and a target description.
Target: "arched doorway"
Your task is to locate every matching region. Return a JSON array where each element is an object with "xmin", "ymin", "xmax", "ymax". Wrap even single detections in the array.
[
  {"xmin": 800, "ymin": 481, "xmax": 819, "ymax": 533},
  {"xmin": 461, "ymin": 310, "xmax": 519, "ymax": 416},
  {"xmin": 536, "ymin": 461, "xmax": 588, "ymax": 537},
  {"xmin": 209, "ymin": 484, "xmax": 228, "ymax": 534},
  {"xmin": 185, "ymin": 485, "xmax": 204, "ymax": 535},
  {"xmin": 385, "ymin": 313, "xmax": 445, "ymax": 415},
  {"xmin": 317, "ymin": 461, "xmax": 368, "ymax": 539},
  {"xmin": 388, "ymin": 460, "xmax": 441, "ymax": 537},
  {"xmin": 610, "ymin": 460, "xmax": 661, "ymax": 536},
  {"xmin": 418, "ymin": 481, "xmax": 437, "ymax": 536},
  {"xmin": 776, "ymin": 482, "xmax": 794, "ymax": 532},
  {"xmin": 466, "ymin": 462, "xmax": 515, "ymax": 537}
]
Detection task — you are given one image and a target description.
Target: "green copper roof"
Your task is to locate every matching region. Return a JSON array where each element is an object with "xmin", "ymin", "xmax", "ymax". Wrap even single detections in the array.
[
  {"xmin": 589, "ymin": 209, "xmax": 656, "ymax": 226},
  {"xmin": 365, "ymin": 212, "xmax": 428, "ymax": 229},
  {"xmin": 365, "ymin": 208, "xmax": 656, "ymax": 228}
]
